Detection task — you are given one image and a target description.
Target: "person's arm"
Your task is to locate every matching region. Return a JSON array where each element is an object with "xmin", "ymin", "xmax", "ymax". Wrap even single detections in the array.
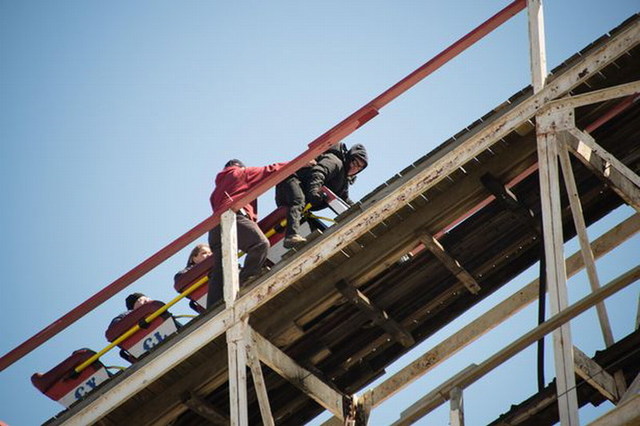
[
  {"xmin": 242, "ymin": 162, "xmax": 289, "ymax": 187},
  {"xmin": 307, "ymin": 156, "xmax": 340, "ymax": 204}
]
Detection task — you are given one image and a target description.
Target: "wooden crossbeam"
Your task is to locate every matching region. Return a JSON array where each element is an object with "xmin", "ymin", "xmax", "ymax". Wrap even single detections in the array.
[
  {"xmin": 619, "ymin": 372, "xmax": 640, "ymax": 405},
  {"xmin": 335, "ymin": 280, "xmax": 415, "ymax": 347},
  {"xmin": 249, "ymin": 328, "xmax": 346, "ymax": 419},
  {"xmin": 563, "ymin": 128, "xmax": 640, "ymax": 212},
  {"xmin": 419, "ymin": 233, "xmax": 481, "ymax": 294},
  {"xmin": 573, "ymin": 346, "xmax": 619, "ymax": 403},
  {"xmin": 588, "ymin": 394, "xmax": 640, "ymax": 426},
  {"xmin": 391, "ymin": 365, "xmax": 477, "ymax": 426},
  {"xmin": 245, "ymin": 338, "xmax": 275, "ymax": 426},
  {"xmin": 480, "ymin": 173, "xmax": 541, "ymax": 235},
  {"xmin": 545, "ymin": 80, "xmax": 640, "ymax": 112},
  {"xmin": 182, "ymin": 392, "xmax": 229, "ymax": 425},
  {"xmin": 387, "ymin": 265, "xmax": 640, "ymax": 425}
]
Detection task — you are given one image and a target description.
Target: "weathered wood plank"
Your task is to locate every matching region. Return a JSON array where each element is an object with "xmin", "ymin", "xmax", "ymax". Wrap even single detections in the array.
[
  {"xmin": 419, "ymin": 233, "xmax": 481, "ymax": 294},
  {"xmin": 537, "ymin": 113, "xmax": 580, "ymax": 426},
  {"xmin": 182, "ymin": 392, "xmax": 229, "ymax": 425},
  {"xmin": 245, "ymin": 338, "xmax": 275, "ymax": 426},
  {"xmin": 559, "ymin": 145, "xmax": 615, "ymax": 347},
  {"xmin": 335, "ymin": 280, "xmax": 414, "ymax": 347},
  {"xmin": 573, "ymin": 346, "xmax": 619, "ymax": 402},
  {"xmin": 564, "ymin": 128, "xmax": 640, "ymax": 212},
  {"xmin": 250, "ymin": 328, "xmax": 345, "ymax": 418}
]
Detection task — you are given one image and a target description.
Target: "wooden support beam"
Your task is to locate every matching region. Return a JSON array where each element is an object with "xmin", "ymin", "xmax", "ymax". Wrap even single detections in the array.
[
  {"xmin": 222, "ymin": 210, "xmax": 241, "ymax": 306},
  {"xmin": 419, "ymin": 233, "xmax": 481, "ymax": 294},
  {"xmin": 527, "ymin": 0, "xmax": 547, "ymax": 93},
  {"xmin": 537, "ymin": 113, "xmax": 580, "ymax": 425},
  {"xmin": 619, "ymin": 372, "xmax": 640, "ymax": 404},
  {"xmin": 563, "ymin": 128, "xmax": 640, "ymax": 212},
  {"xmin": 449, "ymin": 387, "xmax": 465, "ymax": 426},
  {"xmin": 480, "ymin": 172, "xmax": 541, "ymax": 234},
  {"xmin": 545, "ymin": 80, "xmax": 640, "ymax": 111},
  {"xmin": 245, "ymin": 336, "xmax": 275, "ymax": 426},
  {"xmin": 588, "ymin": 394, "xmax": 640, "ymax": 426},
  {"xmin": 221, "ymin": 210, "xmax": 249, "ymax": 426},
  {"xmin": 387, "ymin": 265, "xmax": 640, "ymax": 425},
  {"xmin": 322, "ymin": 214, "xmax": 640, "ymax": 426},
  {"xmin": 391, "ymin": 365, "xmax": 477, "ymax": 426},
  {"xmin": 227, "ymin": 321, "xmax": 249, "ymax": 426},
  {"xmin": 182, "ymin": 392, "xmax": 229, "ymax": 425},
  {"xmin": 335, "ymin": 280, "xmax": 415, "ymax": 347},
  {"xmin": 573, "ymin": 346, "xmax": 619, "ymax": 403},
  {"xmin": 558, "ymin": 144, "xmax": 615, "ymax": 347},
  {"xmin": 249, "ymin": 328, "xmax": 346, "ymax": 419}
]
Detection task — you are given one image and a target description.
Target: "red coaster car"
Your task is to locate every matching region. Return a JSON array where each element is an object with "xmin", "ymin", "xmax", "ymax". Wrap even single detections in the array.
[
  {"xmin": 31, "ymin": 348, "xmax": 109, "ymax": 408},
  {"xmin": 105, "ymin": 300, "xmax": 178, "ymax": 362}
]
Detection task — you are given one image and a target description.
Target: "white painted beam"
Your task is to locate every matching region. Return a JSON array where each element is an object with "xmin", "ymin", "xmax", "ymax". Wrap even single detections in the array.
[
  {"xmin": 558, "ymin": 144, "xmax": 615, "ymax": 347},
  {"xmin": 245, "ymin": 335, "xmax": 275, "ymax": 426},
  {"xmin": 527, "ymin": 0, "xmax": 548, "ymax": 92},
  {"xmin": 564, "ymin": 128, "xmax": 640, "ymax": 212},
  {"xmin": 250, "ymin": 328, "xmax": 345, "ymax": 419},
  {"xmin": 545, "ymin": 81, "xmax": 640, "ymax": 111}
]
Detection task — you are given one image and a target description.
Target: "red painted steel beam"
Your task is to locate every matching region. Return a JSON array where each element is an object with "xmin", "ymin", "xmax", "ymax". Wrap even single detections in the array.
[{"xmin": 0, "ymin": 0, "xmax": 527, "ymax": 372}]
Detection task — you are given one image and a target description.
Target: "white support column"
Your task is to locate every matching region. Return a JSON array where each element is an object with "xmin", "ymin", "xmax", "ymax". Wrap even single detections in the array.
[
  {"xmin": 221, "ymin": 210, "xmax": 249, "ymax": 426},
  {"xmin": 536, "ymin": 112, "xmax": 580, "ymax": 426},
  {"xmin": 222, "ymin": 210, "xmax": 240, "ymax": 306},
  {"xmin": 449, "ymin": 387, "xmax": 465, "ymax": 426},
  {"xmin": 245, "ymin": 333, "xmax": 275, "ymax": 426},
  {"xmin": 527, "ymin": 0, "xmax": 548, "ymax": 93}
]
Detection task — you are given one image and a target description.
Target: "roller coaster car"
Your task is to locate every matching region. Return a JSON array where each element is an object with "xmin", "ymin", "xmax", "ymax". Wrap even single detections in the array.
[
  {"xmin": 105, "ymin": 300, "xmax": 178, "ymax": 363},
  {"xmin": 31, "ymin": 348, "xmax": 110, "ymax": 408}
]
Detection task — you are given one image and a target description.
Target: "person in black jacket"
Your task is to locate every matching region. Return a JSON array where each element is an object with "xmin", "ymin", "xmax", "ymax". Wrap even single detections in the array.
[{"xmin": 275, "ymin": 143, "xmax": 368, "ymax": 248}]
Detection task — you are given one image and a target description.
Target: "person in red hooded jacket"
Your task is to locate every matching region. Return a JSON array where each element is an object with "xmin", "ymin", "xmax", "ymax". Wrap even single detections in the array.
[{"xmin": 206, "ymin": 159, "xmax": 288, "ymax": 308}]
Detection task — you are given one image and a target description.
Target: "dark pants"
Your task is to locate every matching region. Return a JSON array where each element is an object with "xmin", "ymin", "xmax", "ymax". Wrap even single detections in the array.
[
  {"xmin": 275, "ymin": 176, "xmax": 306, "ymax": 237},
  {"xmin": 207, "ymin": 213, "xmax": 270, "ymax": 308}
]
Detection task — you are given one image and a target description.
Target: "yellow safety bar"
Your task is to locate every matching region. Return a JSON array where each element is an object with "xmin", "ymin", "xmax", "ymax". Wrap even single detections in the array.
[
  {"xmin": 75, "ymin": 204, "xmax": 326, "ymax": 373},
  {"xmin": 74, "ymin": 275, "xmax": 209, "ymax": 373}
]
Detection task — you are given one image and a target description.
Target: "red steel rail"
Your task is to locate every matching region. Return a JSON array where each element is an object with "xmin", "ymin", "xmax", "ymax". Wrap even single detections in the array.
[{"xmin": 0, "ymin": 0, "xmax": 527, "ymax": 371}]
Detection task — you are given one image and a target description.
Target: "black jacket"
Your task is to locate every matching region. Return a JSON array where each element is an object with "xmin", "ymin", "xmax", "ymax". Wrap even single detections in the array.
[{"xmin": 299, "ymin": 143, "xmax": 352, "ymax": 208}]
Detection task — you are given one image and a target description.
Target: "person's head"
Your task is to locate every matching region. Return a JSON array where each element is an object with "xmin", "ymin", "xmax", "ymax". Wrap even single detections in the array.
[
  {"xmin": 224, "ymin": 159, "xmax": 245, "ymax": 168},
  {"xmin": 346, "ymin": 144, "xmax": 368, "ymax": 176},
  {"xmin": 187, "ymin": 243, "xmax": 212, "ymax": 267},
  {"xmin": 125, "ymin": 292, "xmax": 152, "ymax": 311}
]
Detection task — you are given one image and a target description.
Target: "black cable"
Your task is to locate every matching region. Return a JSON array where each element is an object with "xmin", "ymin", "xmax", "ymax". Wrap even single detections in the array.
[{"xmin": 537, "ymin": 238, "xmax": 547, "ymax": 392}]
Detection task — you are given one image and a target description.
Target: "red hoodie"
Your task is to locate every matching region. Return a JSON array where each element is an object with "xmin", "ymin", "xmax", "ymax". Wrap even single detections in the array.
[{"xmin": 210, "ymin": 162, "xmax": 288, "ymax": 222}]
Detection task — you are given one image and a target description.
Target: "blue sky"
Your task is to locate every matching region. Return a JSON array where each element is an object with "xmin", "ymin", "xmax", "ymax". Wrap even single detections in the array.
[{"xmin": 1, "ymin": 1, "xmax": 638, "ymax": 425}]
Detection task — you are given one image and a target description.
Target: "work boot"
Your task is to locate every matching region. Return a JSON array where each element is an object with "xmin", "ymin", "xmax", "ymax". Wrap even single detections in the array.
[{"xmin": 283, "ymin": 234, "xmax": 307, "ymax": 249}]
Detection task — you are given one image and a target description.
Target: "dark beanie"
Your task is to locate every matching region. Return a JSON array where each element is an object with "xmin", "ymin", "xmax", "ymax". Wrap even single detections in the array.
[
  {"xmin": 347, "ymin": 144, "xmax": 368, "ymax": 169},
  {"xmin": 224, "ymin": 159, "xmax": 245, "ymax": 168},
  {"xmin": 126, "ymin": 292, "xmax": 145, "ymax": 310}
]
